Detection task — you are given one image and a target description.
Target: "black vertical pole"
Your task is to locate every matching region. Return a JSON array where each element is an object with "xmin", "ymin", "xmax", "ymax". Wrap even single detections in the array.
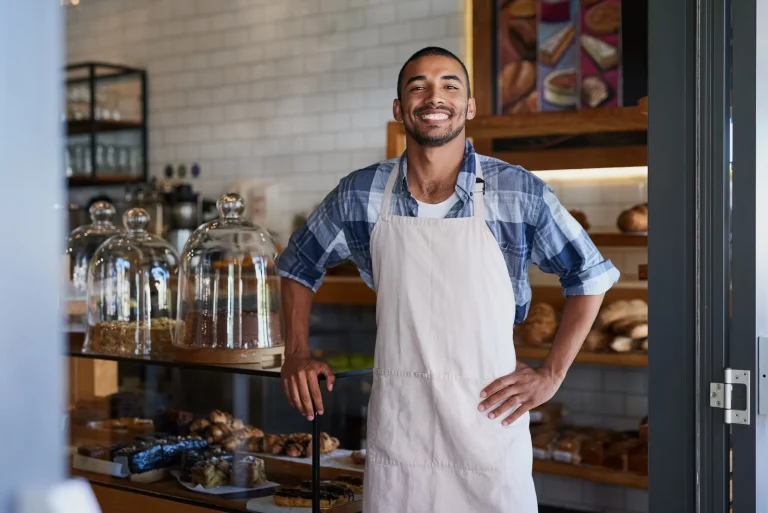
[
  {"xmin": 89, "ymin": 64, "xmax": 96, "ymax": 180},
  {"xmin": 312, "ymin": 412, "xmax": 320, "ymax": 513}
]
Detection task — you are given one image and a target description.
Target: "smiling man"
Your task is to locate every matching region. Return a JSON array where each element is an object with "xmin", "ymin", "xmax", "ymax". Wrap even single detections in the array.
[{"xmin": 276, "ymin": 47, "xmax": 619, "ymax": 513}]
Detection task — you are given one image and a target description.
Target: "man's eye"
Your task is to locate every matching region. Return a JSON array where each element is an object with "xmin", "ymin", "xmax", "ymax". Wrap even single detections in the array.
[{"xmin": 446, "ymin": 86, "xmax": 458, "ymax": 90}]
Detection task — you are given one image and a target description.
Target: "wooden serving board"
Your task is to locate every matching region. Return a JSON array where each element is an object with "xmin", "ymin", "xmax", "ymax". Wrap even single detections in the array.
[{"xmin": 171, "ymin": 345, "xmax": 284, "ymax": 366}]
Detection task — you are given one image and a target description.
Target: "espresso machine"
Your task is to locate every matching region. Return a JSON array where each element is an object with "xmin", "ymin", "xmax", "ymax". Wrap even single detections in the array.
[{"xmin": 165, "ymin": 183, "xmax": 202, "ymax": 254}]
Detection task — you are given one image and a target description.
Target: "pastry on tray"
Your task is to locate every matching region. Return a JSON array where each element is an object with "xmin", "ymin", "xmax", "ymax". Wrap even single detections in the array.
[
  {"xmin": 333, "ymin": 474, "xmax": 364, "ymax": 494},
  {"xmin": 230, "ymin": 455, "xmax": 268, "ymax": 488},
  {"xmin": 299, "ymin": 481, "xmax": 356, "ymax": 504},
  {"xmin": 265, "ymin": 432, "xmax": 340, "ymax": 457},
  {"xmin": 273, "ymin": 488, "xmax": 338, "ymax": 509},
  {"xmin": 191, "ymin": 457, "xmax": 231, "ymax": 489}
]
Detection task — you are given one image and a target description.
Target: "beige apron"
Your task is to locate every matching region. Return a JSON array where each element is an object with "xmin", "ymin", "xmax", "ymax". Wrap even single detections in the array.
[{"xmin": 363, "ymin": 155, "xmax": 538, "ymax": 512}]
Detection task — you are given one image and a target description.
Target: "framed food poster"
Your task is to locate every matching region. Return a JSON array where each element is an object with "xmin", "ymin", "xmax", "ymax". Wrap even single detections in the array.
[
  {"xmin": 537, "ymin": 0, "xmax": 579, "ymax": 111},
  {"xmin": 580, "ymin": 0, "xmax": 622, "ymax": 108},
  {"xmin": 496, "ymin": 0, "xmax": 538, "ymax": 114},
  {"xmin": 493, "ymin": 0, "xmax": 624, "ymax": 114}
]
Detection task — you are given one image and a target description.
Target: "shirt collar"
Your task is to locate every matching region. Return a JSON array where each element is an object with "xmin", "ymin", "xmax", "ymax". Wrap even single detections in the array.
[{"xmin": 395, "ymin": 139, "xmax": 477, "ymax": 202}]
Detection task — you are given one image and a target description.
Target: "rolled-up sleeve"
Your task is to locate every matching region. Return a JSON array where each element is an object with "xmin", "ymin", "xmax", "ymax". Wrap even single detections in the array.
[
  {"xmin": 531, "ymin": 185, "xmax": 620, "ymax": 296},
  {"xmin": 275, "ymin": 182, "xmax": 351, "ymax": 293}
]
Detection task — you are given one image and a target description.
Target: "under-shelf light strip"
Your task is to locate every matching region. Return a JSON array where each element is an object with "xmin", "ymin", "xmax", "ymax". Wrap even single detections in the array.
[{"xmin": 531, "ymin": 166, "xmax": 648, "ymax": 182}]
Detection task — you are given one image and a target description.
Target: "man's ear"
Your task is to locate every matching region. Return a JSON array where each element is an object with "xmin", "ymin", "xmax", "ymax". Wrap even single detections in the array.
[
  {"xmin": 393, "ymin": 99, "xmax": 403, "ymax": 122},
  {"xmin": 466, "ymin": 97, "xmax": 477, "ymax": 121}
]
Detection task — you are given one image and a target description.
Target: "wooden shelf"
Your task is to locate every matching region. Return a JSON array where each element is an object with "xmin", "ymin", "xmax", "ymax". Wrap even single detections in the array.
[
  {"xmin": 313, "ymin": 279, "xmax": 647, "ymax": 307},
  {"xmin": 588, "ymin": 233, "xmax": 647, "ymax": 247},
  {"xmin": 68, "ymin": 174, "xmax": 144, "ymax": 187},
  {"xmin": 533, "ymin": 460, "xmax": 648, "ymax": 489},
  {"xmin": 465, "ymin": 106, "xmax": 647, "ymax": 140},
  {"xmin": 67, "ymin": 120, "xmax": 143, "ymax": 135},
  {"xmin": 516, "ymin": 345, "xmax": 648, "ymax": 367},
  {"xmin": 314, "ymin": 277, "xmax": 376, "ymax": 306}
]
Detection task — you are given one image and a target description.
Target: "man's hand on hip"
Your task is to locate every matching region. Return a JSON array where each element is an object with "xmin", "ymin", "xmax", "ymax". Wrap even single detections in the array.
[
  {"xmin": 280, "ymin": 355, "xmax": 335, "ymax": 421},
  {"xmin": 477, "ymin": 362, "xmax": 562, "ymax": 427}
]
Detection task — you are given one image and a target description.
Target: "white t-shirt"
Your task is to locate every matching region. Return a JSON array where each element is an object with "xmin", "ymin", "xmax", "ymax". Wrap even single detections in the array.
[{"xmin": 415, "ymin": 193, "xmax": 460, "ymax": 219}]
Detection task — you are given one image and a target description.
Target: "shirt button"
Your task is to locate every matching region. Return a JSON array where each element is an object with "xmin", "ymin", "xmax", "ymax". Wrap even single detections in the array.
[{"xmin": 470, "ymin": 192, "xmax": 474, "ymax": 197}]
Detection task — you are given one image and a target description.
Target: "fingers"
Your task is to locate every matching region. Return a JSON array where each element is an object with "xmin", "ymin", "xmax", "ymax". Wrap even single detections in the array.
[
  {"xmin": 288, "ymin": 377, "xmax": 302, "ymax": 413},
  {"xmin": 282, "ymin": 378, "xmax": 296, "ymax": 409},
  {"xmin": 479, "ymin": 374, "xmax": 518, "ymax": 399},
  {"xmin": 297, "ymin": 371, "xmax": 315, "ymax": 420},
  {"xmin": 502, "ymin": 402, "xmax": 531, "ymax": 427},
  {"xmin": 307, "ymin": 368, "xmax": 324, "ymax": 416},
  {"xmin": 478, "ymin": 384, "xmax": 523, "ymax": 413},
  {"xmin": 317, "ymin": 363, "xmax": 336, "ymax": 392},
  {"xmin": 489, "ymin": 396, "xmax": 522, "ymax": 421}
]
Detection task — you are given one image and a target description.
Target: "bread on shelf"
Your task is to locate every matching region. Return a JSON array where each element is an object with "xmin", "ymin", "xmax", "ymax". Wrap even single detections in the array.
[{"xmin": 617, "ymin": 203, "xmax": 648, "ymax": 233}]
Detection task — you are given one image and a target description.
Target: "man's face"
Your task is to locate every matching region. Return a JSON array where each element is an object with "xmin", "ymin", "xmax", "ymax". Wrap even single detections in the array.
[{"xmin": 393, "ymin": 55, "xmax": 476, "ymax": 148}]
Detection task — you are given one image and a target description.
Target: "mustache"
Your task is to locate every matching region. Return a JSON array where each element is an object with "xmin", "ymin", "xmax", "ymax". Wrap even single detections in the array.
[{"xmin": 414, "ymin": 105, "xmax": 454, "ymax": 116}]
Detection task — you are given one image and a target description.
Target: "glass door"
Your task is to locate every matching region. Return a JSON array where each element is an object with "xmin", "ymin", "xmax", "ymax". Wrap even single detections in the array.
[{"xmin": 729, "ymin": 0, "xmax": 768, "ymax": 510}]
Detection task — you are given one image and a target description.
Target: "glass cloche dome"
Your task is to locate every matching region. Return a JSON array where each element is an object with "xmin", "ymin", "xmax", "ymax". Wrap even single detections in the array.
[
  {"xmin": 65, "ymin": 201, "xmax": 122, "ymax": 297},
  {"xmin": 172, "ymin": 193, "xmax": 283, "ymax": 363},
  {"xmin": 84, "ymin": 207, "xmax": 180, "ymax": 357}
]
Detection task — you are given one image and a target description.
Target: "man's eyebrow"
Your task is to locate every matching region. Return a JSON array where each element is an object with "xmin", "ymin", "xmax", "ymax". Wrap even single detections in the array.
[
  {"xmin": 405, "ymin": 75, "xmax": 427, "ymax": 86},
  {"xmin": 405, "ymin": 74, "xmax": 464, "ymax": 86}
]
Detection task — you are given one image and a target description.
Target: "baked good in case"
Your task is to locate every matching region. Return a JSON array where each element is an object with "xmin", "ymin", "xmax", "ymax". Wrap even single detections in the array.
[
  {"xmin": 231, "ymin": 455, "xmax": 267, "ymax": 488},
  {"xmin": 519, "ymin": 302, "xmax": 558, "ymax": 345},
  {"xmin": 569, "ymin": 210, "xmax": 590, "ymax": 231},
  {"xmin": 191, "ymin": 457, "xmax": 231, "ymax": 488},
  {"xmin": 617, "ymin": 203, "xmax": 648, "ymax": 233},
  {"xmin": 583, "ymin": 329, "xmax": 612, "ymax": 351},
  {"xmin": 334, "ymin": 475, "xmax": 364, "ymax": 494},
  {"xmin": 273, "ymin": 488, "xmax": 338, "ymax": 509}
]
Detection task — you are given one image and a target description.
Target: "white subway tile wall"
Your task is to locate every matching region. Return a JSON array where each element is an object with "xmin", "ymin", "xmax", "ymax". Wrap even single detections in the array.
[
  {"xmin": 66, "ymin": 0, "xmax": 465, "ymax": 216},
  {"xmin": 66, "ymin": 3, "xmax": 648, "ymax": 512}
]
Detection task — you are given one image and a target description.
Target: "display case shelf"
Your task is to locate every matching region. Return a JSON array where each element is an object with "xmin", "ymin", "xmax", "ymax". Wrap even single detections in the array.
[
  {"xmin": 66, "ymin": 332, "xmax": 372, "ymax": 379},
  {"xmin": 588, "ymin": 233, "xmax": 648, "ymax": 247},
  {"xmin": 516, "ymin": 345, "xmax": 648, "ymax": 367},
  {"xmin": 533, "ymin": 460, "xmax": 648, "ymax": 489},
  {"xmin": 67, "ymin": 120, "xmax": 144, "ymax": 135}
]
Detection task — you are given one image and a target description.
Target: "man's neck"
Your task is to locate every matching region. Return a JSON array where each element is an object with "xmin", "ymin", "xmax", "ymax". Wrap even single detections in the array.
[{"xmin": 404, "ymin": 135, "xmax": 466, "ymax": 204}]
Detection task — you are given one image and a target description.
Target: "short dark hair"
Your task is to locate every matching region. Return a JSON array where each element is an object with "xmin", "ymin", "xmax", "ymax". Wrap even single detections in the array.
[{"xmin": 397, "ymin": 46, "xmax": 471, "ymax": 99}]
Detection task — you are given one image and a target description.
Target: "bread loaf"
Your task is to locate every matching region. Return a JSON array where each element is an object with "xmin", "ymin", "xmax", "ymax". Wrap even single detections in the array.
[
  {"xmin": 569, "ymin": 210, "xmax": 591, "ymax": 231},
  {"xmin": 519, "ymin": 302, "xmax": 558, "ymax": 344},
  {"xmin": 583, "ymin": 329, "xmax": 612, "ymax": 351},
  {"xmin": 617, "ymin": 203, "xmax": 648, "ymax": 233}
]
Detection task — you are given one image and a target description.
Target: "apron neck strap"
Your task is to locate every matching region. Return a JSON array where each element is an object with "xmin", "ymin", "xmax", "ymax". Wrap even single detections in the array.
[
  {"xmin": 473, "ymin": 154, "xmax": 485, "ymax": 220},
  {"xmin": 381, "ymin": 153, "xmax": 486, "ymax": 219},
  {"xmin": 381, "ymin": 157, "xmax": 402, "ymax": 216}
]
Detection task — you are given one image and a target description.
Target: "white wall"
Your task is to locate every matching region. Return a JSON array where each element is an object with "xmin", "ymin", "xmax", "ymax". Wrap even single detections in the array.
[{"xmin": 65, "ymin": 0, "xmax": 465, "ymax": 219}]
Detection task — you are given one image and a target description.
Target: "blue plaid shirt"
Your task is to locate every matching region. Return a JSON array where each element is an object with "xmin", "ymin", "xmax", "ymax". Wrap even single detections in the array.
[{"xmin": 276, "ymin": 140, "xmax": 620, "ymax": 325}]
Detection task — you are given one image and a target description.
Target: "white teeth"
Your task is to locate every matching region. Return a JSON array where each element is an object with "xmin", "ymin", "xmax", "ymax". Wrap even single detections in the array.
[{"xmin": 422, "ymin": 113, "xmax": 448, "ymax": 121}]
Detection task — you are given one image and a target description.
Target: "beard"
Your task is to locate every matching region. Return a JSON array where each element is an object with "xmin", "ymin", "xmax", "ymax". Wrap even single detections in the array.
[{"xmin": 405, "ymin": 106, "xmax": 467, "ymax": 147}]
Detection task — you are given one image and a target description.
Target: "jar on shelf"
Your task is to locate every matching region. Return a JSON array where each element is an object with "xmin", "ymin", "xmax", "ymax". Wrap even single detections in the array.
[
  {"xmin": 65, "ymin": 201, "xmax": 122, "ymax": 298},
  {"xmin": 172, "ymin": 193, "xmax": 284, "ymax": 364},
  {"xmin": 84, "ymin": 208, "xmax": 180, "ymax": 357}
]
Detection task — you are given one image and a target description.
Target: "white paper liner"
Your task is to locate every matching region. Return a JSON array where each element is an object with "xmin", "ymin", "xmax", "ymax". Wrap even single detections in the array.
[
  {"xmin": 170, "ymin": 470, "xmax": 279, "ymax": 496},
  {"xmin": 256, "ymin": 449, "xmax": 364, "ymax": 473},
  {"xmin": 72, "ymin": 454, "xmax": 129, "ymax": 478}
]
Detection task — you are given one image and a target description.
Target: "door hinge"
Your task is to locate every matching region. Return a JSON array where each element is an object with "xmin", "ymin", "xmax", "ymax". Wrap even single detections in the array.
[{"xmin": 710, "ymin": 368, "xmax": 750, "ymax": 425}]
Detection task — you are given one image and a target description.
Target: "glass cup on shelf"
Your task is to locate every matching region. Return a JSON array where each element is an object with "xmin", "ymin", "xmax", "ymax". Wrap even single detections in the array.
[
  {"xmin": 84, "ymin": 208, "xmax": 180, "ymax": 357},
  {"xmin": 172, "ymin": 193, "xmax": 284, "ymax": 364}
]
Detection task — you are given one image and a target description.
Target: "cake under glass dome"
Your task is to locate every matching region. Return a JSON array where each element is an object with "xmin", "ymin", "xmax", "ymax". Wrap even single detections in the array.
[{"xmin": 172, "ymin": 193, "xmax": 284, "ymax": 364}]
